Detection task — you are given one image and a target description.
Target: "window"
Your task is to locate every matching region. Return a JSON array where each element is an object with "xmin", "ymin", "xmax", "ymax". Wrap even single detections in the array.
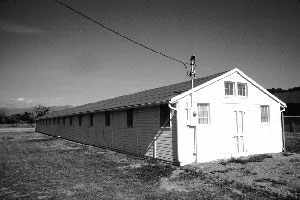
[
  {"xmin": 237, "ymin": 83, "xmax": 247, "ymax": 96},
  {"xmin": 79, "ymin": 115, "xmax": 81, "ymax": 126},
  {"xmin": 198, "ymin": 103, "xmax": 210, "ymax": 124},
  {"xmin": 90, "ymin": 113, "xmax": 93, "ymax": 126},
  {"xmin": 127, "ymin": 109, "xmax": 133, "ymax": 128},
  {"xmin": 49, "ymin": 119, "xmax": 51, "ymax": 125},
  {"xmin": 57, "ymin": 117, "xmax": 60, "ymax": 125},
  {"xmin": 69, "ymin": 116, "xmax": 72, "ymax": 125},
  {"xmin": 225, "ymin": 82, "xmax": 235, "ymax": 95},
  {"xmin": 160, "ymin": 104, "xmax": 170, "ymax": 127},
  {"xmin": 261, "ymin": 105, "xmax": 270, "ymax": 123},
  {"xmin": 63, "ymin": 117, "xmax": 65, "ymax": 126},
  {"xmin": 105, "ymin": 111, "xmax": 110, "ymax": 126},
  {"xmin": 53, "ymin": 118, "xmax": 56, "ymax": 125}
]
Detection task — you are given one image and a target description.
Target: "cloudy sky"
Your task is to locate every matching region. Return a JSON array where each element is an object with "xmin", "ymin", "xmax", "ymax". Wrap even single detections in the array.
[{"xmin": 0, "ymin": 0, "xmax": 299, "ymax": 108}]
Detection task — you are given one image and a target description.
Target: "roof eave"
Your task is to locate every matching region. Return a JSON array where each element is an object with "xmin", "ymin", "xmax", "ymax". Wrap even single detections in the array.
[{"xmin": 38, "ymin": 99, "xmax": 170, "ymax": 119}]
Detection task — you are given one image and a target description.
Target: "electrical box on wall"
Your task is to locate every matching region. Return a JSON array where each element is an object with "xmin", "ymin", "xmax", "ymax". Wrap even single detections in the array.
[{"xmin": 187, "ymin": 105, "xmax": 197, "ymax": 126}]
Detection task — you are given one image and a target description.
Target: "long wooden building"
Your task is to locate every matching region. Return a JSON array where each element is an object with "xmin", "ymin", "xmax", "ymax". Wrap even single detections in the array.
[{"xmin": 36, "ymin": 68, "xmax": 286, "ymax": 165}]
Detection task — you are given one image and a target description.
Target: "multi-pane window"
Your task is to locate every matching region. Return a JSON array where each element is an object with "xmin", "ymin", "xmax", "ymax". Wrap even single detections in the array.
[
  {"xmin": 237, "ymin": 83, "xmax": 247, "ymax": 96},
  {"xmin": 160, "ymin": 104, "xmax": 170, "ymax": 127},
  {"xmin": 261, "ymin": 105, "xmax": 270, "ymax": 123},
  {"xmin": 198, "ymin": 103, "xmax": 210, "ymax": 124},
  {"xmin": 105, "ymin": 111, "xmax": 110, "ymax": 126},
  {"xmin": 69, "ymin": 116, "xmax": 72, "ymax": 125},
  {"xmin": 225, "ymin": 82, "xmax": 235, "ymax": 95},
  {"xmin": 127, "ymin": 109, "xmax": 133, "ymax": 128},
  {"xmin": 63, "ymin": 117, "xmax": 65, "ymax": 126},
  {"xmin": 90, "ymin": 113, "xmax": 93, "ymax": 126},
  {"xmin": 79, "ymin": 115, "xmax": 81, "ymax": 126}
]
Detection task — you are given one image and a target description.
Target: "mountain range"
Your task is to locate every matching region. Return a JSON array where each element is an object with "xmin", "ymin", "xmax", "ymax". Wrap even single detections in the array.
[{"xmin": 0, "ymin": 105, "xmax": 74, "ymax": 115}]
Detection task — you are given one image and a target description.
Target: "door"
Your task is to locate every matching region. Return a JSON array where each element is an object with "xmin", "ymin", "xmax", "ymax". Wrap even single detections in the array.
[{"xmin": 233, "ymin": 110, "xmax": 245, "ymax": 155}]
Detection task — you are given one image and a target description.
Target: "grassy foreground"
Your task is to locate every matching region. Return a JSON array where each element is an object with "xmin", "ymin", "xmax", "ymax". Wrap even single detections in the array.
[{"xmin": 1, "ymin": 130, "xmax": 300, "ymax": 199}]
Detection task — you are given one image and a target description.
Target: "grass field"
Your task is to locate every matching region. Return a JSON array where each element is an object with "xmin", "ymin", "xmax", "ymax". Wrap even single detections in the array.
[
  {"xmin": 0, "ymin": 124, "xmax": 35, "ymax": 128},
  {"xmin": 1, "ymin": 130, "xmax": 300, "ymax": 199}
]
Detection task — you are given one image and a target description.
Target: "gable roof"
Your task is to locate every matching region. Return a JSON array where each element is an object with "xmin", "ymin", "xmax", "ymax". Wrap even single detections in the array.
[
  {"xmin": 170, "ymin": 68, "xmax": 287, "ymax": 108},
  {"xmin": 40, "ymin": 70, "xmax": 228, "ymax": 119},
  {"xmin": 40, "ymin": 68, "xmax": 286, "ymax": 120}
]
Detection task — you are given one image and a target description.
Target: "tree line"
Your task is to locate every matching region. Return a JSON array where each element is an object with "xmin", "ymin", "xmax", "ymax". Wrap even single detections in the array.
[
  {"xmin": 267, "ymin": 86, "xmax": 300, "ymax": 94},
  {"xmin": 0, "ymin": 105, "xmax": 49, "ymax": 125}
]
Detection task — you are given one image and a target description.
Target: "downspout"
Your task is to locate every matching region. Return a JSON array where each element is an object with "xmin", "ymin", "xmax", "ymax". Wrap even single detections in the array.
[{"xmin": 280, "ymin": 105, "xmax": 286, "ymax": 152}]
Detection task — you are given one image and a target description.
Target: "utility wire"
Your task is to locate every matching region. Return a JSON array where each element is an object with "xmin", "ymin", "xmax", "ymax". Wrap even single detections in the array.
[{"xmin": 54, "ymin": 0, "xmax": 187, "ymax": 67}]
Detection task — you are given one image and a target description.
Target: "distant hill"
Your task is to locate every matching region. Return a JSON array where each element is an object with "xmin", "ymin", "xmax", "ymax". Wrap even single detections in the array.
[{"xmin": 0, "ymin": 105, "xmax": 74, "ymax": 115}]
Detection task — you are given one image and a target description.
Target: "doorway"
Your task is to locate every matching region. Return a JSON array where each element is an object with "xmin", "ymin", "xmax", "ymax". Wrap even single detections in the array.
[{"xmin": 233, "ymin": 110, "xmax": 245, "ymax": 155}]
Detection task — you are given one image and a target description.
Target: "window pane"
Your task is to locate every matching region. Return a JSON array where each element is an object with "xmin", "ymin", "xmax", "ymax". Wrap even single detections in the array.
[
  {"xmin": 261, "ymin": 105, "xmax": 269, "ymax": 123},
  {"xmin": 225, "ymin": 82, "xmax": 234, "ymax": 95},
  {"xmin": 238, "ymin": 84, "xmax": 247, "ymax": 96},
  {"xmin": 198, "ymin": 103, "xmax": 209, "ymax": 124},
  {"xmin": 127, "ymin": 109, "xmax": 133, "ymax": 127},
  {"xmin": 90, "ymin": 113, "xmax": 93, "ymax": 126},
  {"xmin": 105, "ymin": 111, "xmax": 110, "ymax": 126}
]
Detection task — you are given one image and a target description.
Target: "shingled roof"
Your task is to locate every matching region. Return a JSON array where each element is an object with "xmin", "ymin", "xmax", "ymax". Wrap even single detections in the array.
[{"xmin": 40, "ymin": 70, "xmax": 228, "ymax": 119}]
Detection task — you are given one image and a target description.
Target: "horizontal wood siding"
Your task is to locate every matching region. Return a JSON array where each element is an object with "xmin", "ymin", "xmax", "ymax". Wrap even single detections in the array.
[
  {"xmin": 155, "ymin": 108, "xmax": 178, "ymax": 162},
  {"xmin": 35, "ymin": 104, "xmax": 178, "ymax": 163},
  {"xmin": 111, "ymin": 110, "xmax": 124, "ymax": 151}
]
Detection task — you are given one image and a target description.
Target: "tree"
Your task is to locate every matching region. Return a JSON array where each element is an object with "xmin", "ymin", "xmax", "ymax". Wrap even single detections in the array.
[
  {"xmin": 33, "ymin": 104, "xmax": 50, "ymax": 119},
  {"xmin": 6, "ymin": 114, "xmax": 19, "ymax": 125},
  {"xmin": 21, "ymin": 112, "xmax": 35, "ymax": 124},
  {"xmin": 0, "ymin": 111, "xmax": 6, "ymax": 124}
]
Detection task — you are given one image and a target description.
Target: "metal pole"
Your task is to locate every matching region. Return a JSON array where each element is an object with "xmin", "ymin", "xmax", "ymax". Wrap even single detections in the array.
[{"xmin": 189, "ymin": 55, "xmax": 197, "ymax": 162}]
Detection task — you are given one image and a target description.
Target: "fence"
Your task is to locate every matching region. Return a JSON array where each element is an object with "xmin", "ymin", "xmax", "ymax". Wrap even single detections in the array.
[{"xmin": 283, "ymin": 116, "xmax": 300, "ymax": 134}]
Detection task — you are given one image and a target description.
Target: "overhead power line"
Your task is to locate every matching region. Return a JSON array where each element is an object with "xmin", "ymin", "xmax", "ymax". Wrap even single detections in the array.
[{"xmin": 54, "ymin": 0, "xmax": 187, "ymax": 67}]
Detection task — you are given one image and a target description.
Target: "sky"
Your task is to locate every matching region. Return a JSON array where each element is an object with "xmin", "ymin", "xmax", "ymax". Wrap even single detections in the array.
[{"xmin": 0, "ymin": 0, "xmax": 299, "ymax": 108}]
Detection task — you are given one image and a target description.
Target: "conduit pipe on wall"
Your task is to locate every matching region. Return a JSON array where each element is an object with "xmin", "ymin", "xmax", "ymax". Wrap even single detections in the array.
[{"xmin": 280, "ymin": 106, "xmax": 286, "ymax": 152}]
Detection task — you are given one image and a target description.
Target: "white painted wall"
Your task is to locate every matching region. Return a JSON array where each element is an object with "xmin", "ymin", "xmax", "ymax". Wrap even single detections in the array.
[{"xmin": 176, "ymin": 71, "xmax": 283, "ymax": 165}]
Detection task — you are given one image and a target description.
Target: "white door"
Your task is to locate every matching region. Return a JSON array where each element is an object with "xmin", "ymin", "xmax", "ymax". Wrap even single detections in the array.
[{"xmin": 233, "ymin": 110, "xmax": 245, "ymax": 155}]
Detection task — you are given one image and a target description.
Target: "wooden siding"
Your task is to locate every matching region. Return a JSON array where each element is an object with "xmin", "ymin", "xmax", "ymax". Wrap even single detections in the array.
[{"xmin": 35, "ymin": 105, "xmax": 178, "ymax": 163}]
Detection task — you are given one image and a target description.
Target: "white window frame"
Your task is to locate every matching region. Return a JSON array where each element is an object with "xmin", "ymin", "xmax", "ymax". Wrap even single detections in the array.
[
  {"xmin": 237, "ymin": 83, "xmax": 247, "ymax": 97},
  {"xmin": 224, "ymin": 81, "xmax": 235, "ymax": 96},
  {"xmin": 197, "ymin": 103, "xmax": 210, "ymax": 125},
  {"xmin": 260, "ymin": 105, "xmax": 270, "ymax": 124}
]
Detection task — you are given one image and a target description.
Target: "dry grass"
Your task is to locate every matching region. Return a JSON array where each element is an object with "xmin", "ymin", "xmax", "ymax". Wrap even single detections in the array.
[{"xmin": 1, "ymin": 130, "xmax": 300, "ymax": 199}]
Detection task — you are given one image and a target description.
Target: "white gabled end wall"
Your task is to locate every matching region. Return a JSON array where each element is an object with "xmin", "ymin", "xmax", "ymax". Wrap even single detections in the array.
[{"xmin": 175, "ymin": 70, "xmax": 285, "ymax": 165}]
